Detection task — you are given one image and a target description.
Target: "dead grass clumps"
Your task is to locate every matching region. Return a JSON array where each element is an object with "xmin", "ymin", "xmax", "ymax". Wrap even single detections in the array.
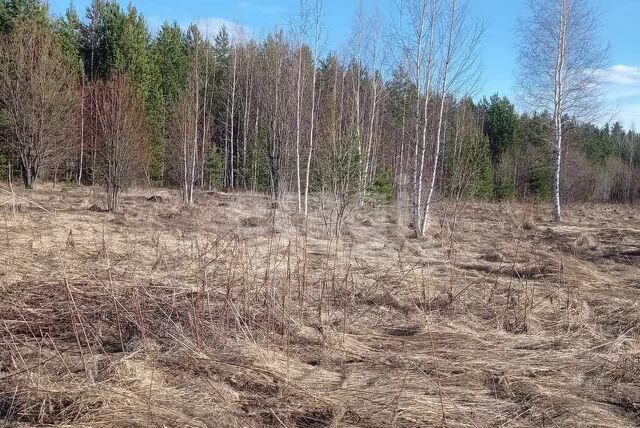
[
  {"xmin": 1, "ymin": 186, "xmax": 639, "ymax": 427},
  {"xmin": 240, "ymin": 216, "xmax": 265, "ymax": 227},
  {"xmin": 88, "ymin": 204, "xmax": 109, "ymax": 212}
]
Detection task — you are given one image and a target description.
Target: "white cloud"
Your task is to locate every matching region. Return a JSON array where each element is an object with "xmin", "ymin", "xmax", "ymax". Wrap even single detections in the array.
[
  {"xmin": 145, "ymin": 16, "xmax": 250, "ymax": 41},
  {"xmin": 193, "ymin": 17, "xmax": 250, "ymax": 41},
  {"xmin": 593, "ymin": 65, "xmax": 640, "ymax": 128},
  {"xmin": 596, "ymin": 64, "xmax": 640, "ymax": 86}
]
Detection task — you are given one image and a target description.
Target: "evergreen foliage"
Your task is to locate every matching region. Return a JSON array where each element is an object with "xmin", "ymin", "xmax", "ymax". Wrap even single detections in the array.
[
  {"xmin": 370, "ymin": 166, "xmax": 394, "ymax": 202},
  {"xmin": 0, "ymin": 1, "xmax": 637, "ymax": 206}
]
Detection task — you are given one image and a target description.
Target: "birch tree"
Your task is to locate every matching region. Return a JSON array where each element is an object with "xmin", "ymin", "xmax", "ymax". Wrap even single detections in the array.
[
  {"xmin": 396, "ymin": 0, "xmax": 480, "ymax": 236},
  {"xmin": 395, "ymin": 0, "xmax": 435, "ymax": 233},
  {"xmin": 303, "ymin": 0, "xmax": 322, "ymax": 216},
  {"xmin": 518, "ymin": 0, "xmax": 605, "ymax": 222},
  {"xmin": 257, "ymin": 32, "xmax": 292, "ymax": 201},
  {"xmin": 168, "ymin": 25, "xmax": 202, "ymax": 205},
  {"xmin": 227, "ymin": 38, "xmax": 238, "ymax": 189},
  {"xmin": 361, "ymin": 10, "xmax": 383, "ymax": 203},
  {"xmin": 294, "ymin": 1, "xmax": 309, "ymax": 212},
  {"xmin": 420, "ymin": 0, "xmax": 481, "ymax": 235}
]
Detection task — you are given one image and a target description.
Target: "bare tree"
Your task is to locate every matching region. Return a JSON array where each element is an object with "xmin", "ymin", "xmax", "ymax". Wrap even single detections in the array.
[
  {"xmin": 238, "ymin": 40, "xmax": 256, "ymax": 189},
  {"xmin": 421, "ymin": 0, "xmax": 453, "ymax": 235},
  {"xmin": 168, "ymin": 31, "xmax": 203, "ymax": 205},
  {"xmin": 78, "ymin": 67, "xmax": 85, "ymax": 185},
  {"xmin": 294, "ymin": 2, "xmax": 309, "ymax": 212},
  {"xmin": 315, "ymin": 55, "xmax": 360, "ymax": 236},
  {"xmin": 256, "ymin": 32, "xmax": 292, "ymax": 201},
  {"xmin": 395, "ymin": 0, "xmax": 437, "ymax": 234},
  {"xmin": 228, "ymin": 39, "xmax": 238, "ymax": 189},
  {"xmin": 303, "ymin": 0, "xmax": 323, "ymax": 216},
  {"xmin": 94, "ymin": 74, "xmax": 148, "ymax": 211},
  {"xmin": 199, "ymin": 26, "xmax": 212, "ymax": 189},
  {"xmin": 396, "ymin": 0, "xmax": 481, "ymax": 236},
  {"xmin": 518, "ymin": 0, "xmax": 606, "ymax": 222},
  {"xmin": 361, "ymin": 9, "xmax": 384, "ymax": 203},
  {"xmin": 0, "ymin": 20, "xmax": 78, "ymax": 189},
  {"xmin": 421, "ymin": 0, "xmax": 482, "ymax": 235},
  {"xmin": 350, "ymin": 8, "xmax": 366, "ymax": 204}
]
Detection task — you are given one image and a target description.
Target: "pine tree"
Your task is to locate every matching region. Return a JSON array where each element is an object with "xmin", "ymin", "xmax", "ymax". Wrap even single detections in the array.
[
  {"xmin": 485, "ymin": 94, "xmax": 519, "ymax": 162},
  {"xmin": 153, "ymin": 21, "xmax": 187, "ymax": 182},
  {"xmin": 212, "ymin": 26, "xmax": 231, "ymax": 185},
  {"xmin": 154, "ymin": 22, "xmax": 187, "ymax": 108},
  {"xmin": 53, "ymin": 6, "xmax": 82, "ymax": 74},
  {"xmin": 0, "ymin": 0, "xmax": 48, "ymax": 35},
  {"xmin": 86, "ymin": 1, "xmax": 163, "ymax": 181}
]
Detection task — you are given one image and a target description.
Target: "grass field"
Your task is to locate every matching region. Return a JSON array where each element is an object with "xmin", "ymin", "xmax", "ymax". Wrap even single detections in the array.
[{"xmin": 1, "ymin": 185, "xmax": 639, "ymax": 427}]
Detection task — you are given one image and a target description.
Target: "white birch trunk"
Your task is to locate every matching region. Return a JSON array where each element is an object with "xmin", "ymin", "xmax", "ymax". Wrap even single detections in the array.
[
  {"xmin": 230, "ymin": 44, "xmax": 238, "ymax": 189},
  {"xmin": 552, "ymin": 0, "xmax": 568, "ymax": 222},
  {"xmin": 295, "ymin": 45, "xmax": 304, "ymax": 212},
  {"xmin": 420, "ymin": 0, "xmax": 456, "ymax": 236}
]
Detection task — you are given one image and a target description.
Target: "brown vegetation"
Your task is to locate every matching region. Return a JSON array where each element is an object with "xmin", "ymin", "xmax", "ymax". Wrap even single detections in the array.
[
  {"xmin": 93, "ymin": 75, "xmax": 149, "ymax": 211},
  {"xmin": 0, "ymin": 19, "xmax": 78, "ymax": 189},
  {"xmin": 0, "ymin": 186, "xmax": 639, "ymax": 427}
]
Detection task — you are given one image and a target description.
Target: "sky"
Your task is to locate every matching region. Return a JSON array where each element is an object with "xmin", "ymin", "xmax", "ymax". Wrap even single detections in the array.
[{"xmin": 50, "ymin": 0, "xmax": 640, "ymax": 129}]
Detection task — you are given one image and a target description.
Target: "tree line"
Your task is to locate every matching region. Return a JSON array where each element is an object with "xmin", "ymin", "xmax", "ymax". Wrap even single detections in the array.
[{"xmin": 0, "ymin": 0, "xmax": 637, "ymax": 231}]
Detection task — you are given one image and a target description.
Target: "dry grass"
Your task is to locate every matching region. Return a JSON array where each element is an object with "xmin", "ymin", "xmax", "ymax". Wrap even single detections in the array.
[{"xmin": 1, "ymin": 184, "xmax": 639, "ymax": 427}]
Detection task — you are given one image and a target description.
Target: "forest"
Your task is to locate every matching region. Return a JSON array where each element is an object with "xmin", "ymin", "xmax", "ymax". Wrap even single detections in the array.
[
  {"xmin": 0, "ymin": 0, "xmax": 637, "ymax": 224},
  {"xmin": 1, "ymin": 1, "xmax": 640, "ymax": 426}
]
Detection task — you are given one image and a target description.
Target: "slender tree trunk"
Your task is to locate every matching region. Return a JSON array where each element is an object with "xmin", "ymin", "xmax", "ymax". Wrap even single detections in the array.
[
  {"xmin": 183, "ymin": 118, "xmax": 188, "ymax": 203},
  {"xmin": 92, "ymin": 93, "xmax": 97, "ymax": 187},
  {"xmin": 252, "ymin": 105, "xmax": 259, "ymax": 192},
  {"xmin": 411, "ymin": 5, "xmax": 426, "ymax": 230},
  {"xmin": 362, "ymin": 78, "xmax": 378, "ymax": 200},
  {"xmin": 416, "ymin": 0, "xmax": 437, "ymax": 235},
  {"xmin": 200, "ymin": 46, "xmax": 210, "ymax": 189},
  {"xmin": 78, "ymin": 70, "xmax": 85, "ymax": 186},
  {"xmin": 396, "ymin": 95, "xmax": 407, "ymax": 202},
  {"xmin": 354, "ymin": 61, "xmax": 362, "ymax": 195},
  {"xmin": 304, "ymin": 5, "xmax": 321, "ymax": 216},
  {"xmin": 242, "ymin": 64, "xmax": 251, "ymax": 189},
  {"xmin": 224, "ymin": 105, "xmax": 229, "ymax": 186},
  {"xmin": 230, "ymin": 44, "xmax": 238, "ymax": 189},
  {"xmin": 295, "ymin": 46, "xmax": 304, "ymax": 212},
  {"xmin": 188, "ymin": 39, "xmax": 200, "ymax": 205},
  {"xmin": 303, "ymin": 61, "xmax": 317, "ymax": 217},
  {"xmin": 552, "ymin": 0, "xmax": 567, "ymax": 222},
  {"xmin": 23, "ymin": 163, "xmax": 34, "ymax": 189},
  {"xmin": 90, "ymin": 19, "xmax": 97, "ymax": 188},
  {"xmin": 420, "ymin": 0, "xmax": 456, "ymax": 236}
]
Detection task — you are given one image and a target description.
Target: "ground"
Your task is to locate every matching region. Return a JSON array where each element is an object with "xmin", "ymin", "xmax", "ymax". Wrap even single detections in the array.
[{"xmin": 0, "ymin": 185, "xmax": 639, "ymax": 427}]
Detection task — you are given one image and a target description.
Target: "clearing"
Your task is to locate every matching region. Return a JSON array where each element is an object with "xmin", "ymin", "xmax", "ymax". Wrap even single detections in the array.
[{"xmin": 1, "ymin": 186, "xmax": 639, "ymax": 427}]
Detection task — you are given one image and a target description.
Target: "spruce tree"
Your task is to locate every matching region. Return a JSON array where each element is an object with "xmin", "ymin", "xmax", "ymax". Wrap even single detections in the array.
[{"xmin": 0, "ymin": 0, "xmax": 48, "ymax": 34}]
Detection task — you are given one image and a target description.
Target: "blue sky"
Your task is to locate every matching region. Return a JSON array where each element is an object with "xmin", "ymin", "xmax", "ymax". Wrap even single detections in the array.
[{"xmin": 50, "ymin": 0, "xmax": 639, "ymax": 128}]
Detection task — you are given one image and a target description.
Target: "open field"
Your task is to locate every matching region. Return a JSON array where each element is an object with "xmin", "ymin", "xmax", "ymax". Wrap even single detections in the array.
[{"xmin": 1, "ymin": 186, "xmax": 639, "ymax": 427}]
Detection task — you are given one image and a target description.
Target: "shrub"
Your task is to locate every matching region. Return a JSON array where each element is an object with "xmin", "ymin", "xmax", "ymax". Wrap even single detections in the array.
[
  {"xmin": 528, "ymin": 158, "xmax": 551, "ymax": 200},
  {"xmin": 495, "ymin": 156, "xmax": 517, "ymax": 200},
  {"xmin": 370, "ymin": 166, "xmax": 394, "ymax": 202},
  {"xmin": 204, "ymin": 144, "xmax": 224, "ymax": 189}
]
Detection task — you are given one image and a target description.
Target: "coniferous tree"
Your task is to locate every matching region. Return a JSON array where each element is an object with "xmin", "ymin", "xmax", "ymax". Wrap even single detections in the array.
[
  {"xmin": 153, "ymin": 22, "xmax": 187, "ymax": 183},
  {"xmin": 0, "ymin": 0, "xmax": 47, "ymax": 35},
  {"xmin": 485, "ymin": 95, "xmax": 519, "ymax": 162},
  {"xmin": 88, "ymin": 2, "xmax": 163, "ymax": 181}
]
